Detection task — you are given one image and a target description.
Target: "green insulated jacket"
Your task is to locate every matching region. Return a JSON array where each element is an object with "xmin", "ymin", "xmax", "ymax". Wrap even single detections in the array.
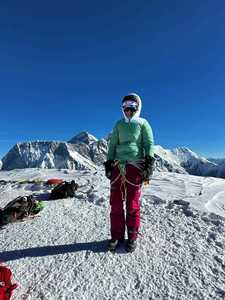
[{"xmin": 107, "ymin": 117, "xmax": 154, "ymax": 163}]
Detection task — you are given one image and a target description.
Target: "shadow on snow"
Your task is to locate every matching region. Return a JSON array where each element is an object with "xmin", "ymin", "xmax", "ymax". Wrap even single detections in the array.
[{"xmin": 0, "ymin": 240, "xmax": 111, "ymax": 262}]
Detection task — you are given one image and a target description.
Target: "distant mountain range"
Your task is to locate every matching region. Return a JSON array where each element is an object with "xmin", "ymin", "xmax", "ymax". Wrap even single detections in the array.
[{"xmin": 0, "ymin": 131, "xmax": 225, "ymax": 179}]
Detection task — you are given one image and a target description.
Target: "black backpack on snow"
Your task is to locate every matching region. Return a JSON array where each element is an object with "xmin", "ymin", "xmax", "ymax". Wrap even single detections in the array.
[
  {"xmin": 49, "ymin": 180, "xmax": 78, "ymax": 200},
  {"xmin": 0, "ymin": 195, "xmax": 44, "ymax": 226}
]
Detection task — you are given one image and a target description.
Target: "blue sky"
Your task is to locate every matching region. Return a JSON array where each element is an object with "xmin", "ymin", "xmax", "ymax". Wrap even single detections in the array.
[{"xmin": 0, "ymin": 0, "xmax": 225, "ymax": 159}]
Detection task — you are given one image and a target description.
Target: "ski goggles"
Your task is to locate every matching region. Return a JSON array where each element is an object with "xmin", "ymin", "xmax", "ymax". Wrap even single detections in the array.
[
  {"xmin": 122, "ymin": 100, "xmax": 138, "ymax": 112},
  {"xmin": 123, "ymin": 107, "xmax": 137, "ymax": 113}
]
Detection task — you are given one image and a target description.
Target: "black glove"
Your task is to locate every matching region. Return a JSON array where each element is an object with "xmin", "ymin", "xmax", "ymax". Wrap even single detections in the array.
[
  {"xmin": 142, "ymin": 155, "xmax": 155, "ymax": 182},
  {"xmin": 103, "ymin": 160, "xmax": 115, "ymax": 180}
]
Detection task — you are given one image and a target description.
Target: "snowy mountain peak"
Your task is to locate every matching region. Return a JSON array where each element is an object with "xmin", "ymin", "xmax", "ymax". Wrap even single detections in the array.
[
  {"xmin": 1, "ymin": 141, "xmax": 96, "ymax": 171},
  {"xmin": 68, "ymin": 132, "xmax": 98, "ymax": 145},
  {"xmin": 169, "ymin": 146, "xmax": 218, "ymax": 177},
  {"xmin": 172, "ymin": 147, "xmax": 214, "ymax": 164},
  {"xmin": 172, "ymin": 147, "xmax": 199, "ymax": 158}
]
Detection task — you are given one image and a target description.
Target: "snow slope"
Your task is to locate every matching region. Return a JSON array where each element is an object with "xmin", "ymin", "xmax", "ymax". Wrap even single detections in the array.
[
  {"xmin": 0, "ymin": 169, "xmax": 225, "ymax": 299},
  {"xmin": 68, "ymin": 131, "xmax": 98, "ymax": 145}
]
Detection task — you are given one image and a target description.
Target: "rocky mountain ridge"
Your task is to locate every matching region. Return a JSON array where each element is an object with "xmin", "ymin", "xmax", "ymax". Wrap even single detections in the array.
[{"xmin": 1, "ymin": 131, "xmax": 224, "ymax": 179}]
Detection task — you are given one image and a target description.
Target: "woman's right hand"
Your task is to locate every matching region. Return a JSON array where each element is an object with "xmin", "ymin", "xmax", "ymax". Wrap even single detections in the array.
[{"xmin": 103, "ymin": 160, "xmax": 115, "ymax": 180}]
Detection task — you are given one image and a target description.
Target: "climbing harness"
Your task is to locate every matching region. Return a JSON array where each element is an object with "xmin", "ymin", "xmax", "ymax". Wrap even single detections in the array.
[{"xmin": 110, "ymin": 161, "xmax": 144, "ymax": 201}]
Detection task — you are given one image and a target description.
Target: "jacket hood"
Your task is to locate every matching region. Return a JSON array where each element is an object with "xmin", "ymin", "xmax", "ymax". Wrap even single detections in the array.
[{"xmin": 122, "ymin": 93, "xmax": 142, "ymax": 123}]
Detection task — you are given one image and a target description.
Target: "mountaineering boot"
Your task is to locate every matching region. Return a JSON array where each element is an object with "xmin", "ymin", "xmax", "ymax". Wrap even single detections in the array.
[
  {"xmin": 107, "ymin": 239, "xmax": 119, "ymax": 252},
  {"xmin": 126, "ymin": 239, "xmax": 137, "ymax": 253},
  {"xmin": 107, "ymin": 238, "xmax": 124, "ymax": 252},
  {"xmin": 126, "ymin": 228, "xmax": 138, "ymax": 252}
]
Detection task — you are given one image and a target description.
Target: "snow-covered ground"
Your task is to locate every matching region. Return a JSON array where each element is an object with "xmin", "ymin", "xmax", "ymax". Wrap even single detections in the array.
[{"xmin": 0, "ymin": 169, "xmax": 225, "ymax": 299}]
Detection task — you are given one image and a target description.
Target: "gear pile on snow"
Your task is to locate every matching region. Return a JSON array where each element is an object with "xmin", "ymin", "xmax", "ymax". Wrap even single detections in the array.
[
  {"xmin": 49, "ymin": 180, "xmax": 78, "ymax": 200},
  {"xmin": 0, "ymin": 264, "xmax": 18, "ymax": 300},
  {"xmin": 0, "ymin": 196, "xmax": 45, "ymax": 226}
]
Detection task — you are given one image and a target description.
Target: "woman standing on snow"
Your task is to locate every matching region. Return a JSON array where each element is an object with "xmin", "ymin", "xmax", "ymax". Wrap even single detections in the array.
[{"xmin": 104, "ymin": 93, "xmax": 155, "ymax": 252}]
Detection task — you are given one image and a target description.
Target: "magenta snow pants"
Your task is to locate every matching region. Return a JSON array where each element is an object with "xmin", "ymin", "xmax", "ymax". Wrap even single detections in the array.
[{"xmin": 110, "ymin": 163, "xmax": 143, "ymax": 241}]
